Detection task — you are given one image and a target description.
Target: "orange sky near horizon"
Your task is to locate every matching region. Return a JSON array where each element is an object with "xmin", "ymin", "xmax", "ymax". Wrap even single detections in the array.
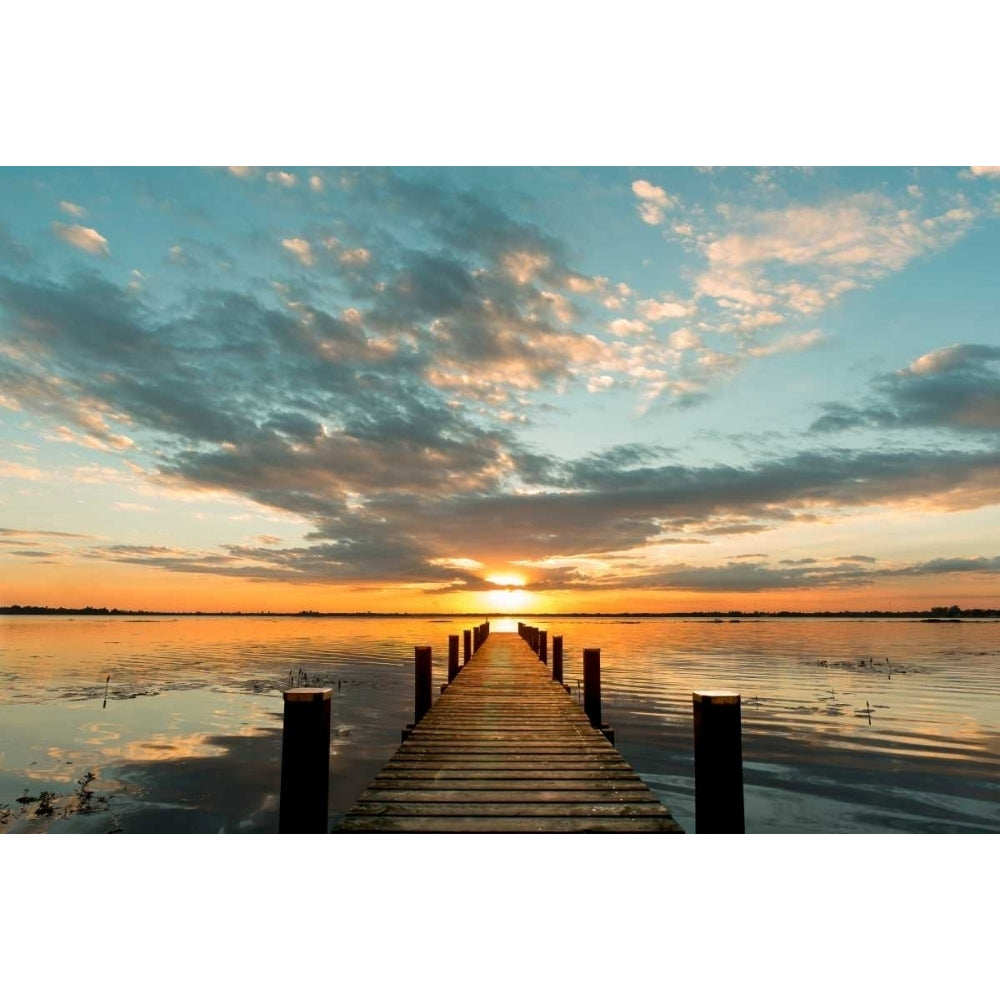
[{"xmin": 3, "ymin": 559, "xmax": 995, "ymax": 614}]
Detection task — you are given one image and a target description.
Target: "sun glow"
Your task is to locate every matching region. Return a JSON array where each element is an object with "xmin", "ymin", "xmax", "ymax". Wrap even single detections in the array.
[{"xmin": 486, "ymin": 587, "xmax": 531, "ymax": 611}]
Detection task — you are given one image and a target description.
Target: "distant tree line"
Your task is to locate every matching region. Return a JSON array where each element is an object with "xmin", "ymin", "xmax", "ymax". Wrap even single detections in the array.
[{"xmin": 2, "ymin": 604, "xmax": 998, "ymax": 618}]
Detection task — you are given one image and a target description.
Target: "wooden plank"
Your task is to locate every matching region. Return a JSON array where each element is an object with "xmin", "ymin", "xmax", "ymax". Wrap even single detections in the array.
[
  {"xmin": 339, "ymin": 815, "xmax": 681, "ymax": 833},
  {"xmin": 347, "ymin": 802, "xmax": 675, "ymax": 818}
]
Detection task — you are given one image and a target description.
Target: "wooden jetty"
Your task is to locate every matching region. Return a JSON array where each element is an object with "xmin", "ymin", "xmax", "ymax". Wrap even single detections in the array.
[{"xmin": 337, "ymin": 631, "xmax": 682, "ymax": 833}]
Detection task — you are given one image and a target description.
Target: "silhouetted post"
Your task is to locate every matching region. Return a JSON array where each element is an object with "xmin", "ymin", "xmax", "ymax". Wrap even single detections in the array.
[
  {"xmin": 539, "ymin": 630, "xmax": 548, "ymax": 664},
  {"xmin": 448, "ymin": 634, "xmax": 460, "ymax": 682},
  {"xmin": 463, "ymin": 629, "xmax": 472, "ymax": 664},
  {"xmin": 552, "ymin": 635, "xmax": 563, "ymax": 683},
  {"xmin": 474, "ymin": 625, "xmax": 482, "ymax": 652},
  {"xmin": 692, "ymin": 691, "xmax": 744, "ymax": 834},
  {"xmin": 530, "ymin": 627, "xmax": 539, "ymax": 653},
  {"xmin": 583, "ymin": 648, "xmax": 601, "ymax": 727},
  {"xmin": 415, "ymin": 646, "xmax": 432, "ymax": 725},
  {"xmin": 279, "ymin": 687, "xmax": 332, "ymax": 833}
]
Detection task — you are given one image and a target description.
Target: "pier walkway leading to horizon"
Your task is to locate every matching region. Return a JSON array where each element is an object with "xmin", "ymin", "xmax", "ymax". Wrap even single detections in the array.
[{"xmin": 337, "ymin": 631, "xmax": 682, "ymax": 832}]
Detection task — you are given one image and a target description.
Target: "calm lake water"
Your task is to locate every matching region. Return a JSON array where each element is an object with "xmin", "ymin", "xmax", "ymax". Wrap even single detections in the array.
[{"xmin": 1, "ymin": 614, "xmax": 997, "ymax": 833}]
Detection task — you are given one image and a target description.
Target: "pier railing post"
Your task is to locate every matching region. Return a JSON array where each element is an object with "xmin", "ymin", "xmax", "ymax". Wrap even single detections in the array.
[
  {"xmin": 692, "ymin": 691, "xmax": 745, "ymax": 834},
  {"xmin": 415, "ymin": 646, "xmax": 432, "ymax": 725},
  {"xmin": 552, "ymin": 635, "xmax": 563, "ymax": 683},
  {"xmin": 463, "ymin": 629, "xmax": 471, "ymax": 664},
  {"xmin": 279, "ymin": 687, "xmax": 332, "ymax": 833},
  {"xmin": 583, "ymin": 648, "xmax": 601, "ymax": 727},
  {"xmin": 539, "ymin": 630, "xmax": 548, "ymax": 664},
  {"xmin": 448, "ymin": 634, "xmax": 459, "ymax": 683}
]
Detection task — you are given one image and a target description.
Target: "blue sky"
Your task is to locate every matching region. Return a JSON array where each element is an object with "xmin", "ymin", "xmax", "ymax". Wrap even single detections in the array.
[{"xmin": 1, "ymin": 165, "xmax": 998, "ymax": 611}]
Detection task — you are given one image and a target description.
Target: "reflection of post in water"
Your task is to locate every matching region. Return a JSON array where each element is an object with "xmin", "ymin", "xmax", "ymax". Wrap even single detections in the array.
[{"xmin": 102, "ymin": 673, "xmax": 110, "ymax": 709}]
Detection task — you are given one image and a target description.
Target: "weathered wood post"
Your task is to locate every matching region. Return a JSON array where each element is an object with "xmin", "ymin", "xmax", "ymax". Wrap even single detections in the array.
[
  {"xmin": 473, "ymin": 625, "xmax": 481, "ymax": 652},
  {"xmin": 583, "ymin": 648, "xmax": 602, "ymax": 727},
  {"xmin": 463, "ymin": 629, "xmax": 472, "ymax": 664},
  {"xmin": 583, "ymin": 648, "xmax": 614, "ymax": 744},
  {"xmin": 279, "ymin": 687, "xmax": 332, "ymax": 833},
  {"xmin": 552, "ymin": 635, "xmax": 563, "ymax": 683},
  {"xmin": 539, "ymin": 629, "xmax": 548, "ymax": 664},
  {"xmin": 692, "ymin": 691, "xmax": 745, "ymax": 834},
  {"xmin": 415, "ymin": 646, "xmax": 432, "ymax": 724},
  {"xmin": 448, "ymin": 634, "xmax": 460, "ymax": 682}
]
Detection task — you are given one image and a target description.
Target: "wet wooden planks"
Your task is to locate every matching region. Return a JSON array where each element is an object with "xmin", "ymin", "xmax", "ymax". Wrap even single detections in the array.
[{"xmin": 337, "ymin": 632, "xmax": 682, "ymax": 833}]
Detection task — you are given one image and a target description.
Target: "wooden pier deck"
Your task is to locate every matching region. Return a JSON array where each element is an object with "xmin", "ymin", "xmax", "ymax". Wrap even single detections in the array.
[{"xmin": 337, "ymin": 632, "xmax": 682, "ymax": 832}]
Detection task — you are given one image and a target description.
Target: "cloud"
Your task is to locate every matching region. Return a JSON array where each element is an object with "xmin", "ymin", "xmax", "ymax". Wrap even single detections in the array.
[
  {"xmin": 637, "ymin": 298, "xmax": 692, "ymax": 321},
  {"xmin": 631, "ymin": 179, "xmax": 676, "ymax": 225},
  {"xmin": 309, "ymin": 175, "xmax": 324, "ymax": 192},
  {"xmin": 58, "ymin": 201, "xmax": 86, "ymax": 217},
  {"xmin": 746, "ymin": 330, "xmax": 825, "ymax": 358},
  {"xmin": 227, "ymin": 166, "xmax": 253, "ymax": 178},
  {"xmin": 813, "ymin": 343, "xmax": 1000, "ymax": 433},
  {"xmin": 52, "ymin": 223, "xmax": 109, "ymax": 256},
  {"xmin": 691, "ymin": 192, "xmax": 977, "ymax": 329},
  {"xmin": 281, "ymin": 237, "xmax": 314, "ymax": 267},
  {"xmin": 968, "ymin": 166, "xmax": 1000, "ymax": 177},
  {"xmin": 0, "ymin": 460, "xmax": 45, "ymax": 480},
  {"xmin": 266, "ymin": 170, "xmax": 297, "ymax": 187},
  {"xmin": 609, "ymin": 318, "xmax": 649, "ymax": 336}
]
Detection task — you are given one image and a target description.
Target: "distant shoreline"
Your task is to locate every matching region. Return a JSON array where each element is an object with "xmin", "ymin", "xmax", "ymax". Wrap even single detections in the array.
[{"xmin": 3, "ymin": 605, "xmax": 999, "ymax": 619}]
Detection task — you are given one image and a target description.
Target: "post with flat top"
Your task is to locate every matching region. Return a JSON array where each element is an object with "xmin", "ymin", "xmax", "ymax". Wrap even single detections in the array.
[
  {"xmin": 448, "ymin": 634, "xmax": 460, "ymax": 683},
  {"xmin": 583, "ymin": 648, "xmax": 601, "ymax": 727},
  {"xmin": 539, "ymin": 629, "xmax": 548, "ymax": 664},
  {"xmin": 463, "ymin": 629, "xmax": 472, "ymax": 664},
  {"xmin": 279, "ymin": 687, "xmax": 332, "ymax": 833},
  {"xmin": 552, "ymin": 635, "xmax": 563, "ymax": 683},
  {"xmin": 692, "ymin": 691, "xmax": 745, "ymax": 834},
  {"xmin": 414, "ymin": 646, "xmax": 432, "ymax": 725}
]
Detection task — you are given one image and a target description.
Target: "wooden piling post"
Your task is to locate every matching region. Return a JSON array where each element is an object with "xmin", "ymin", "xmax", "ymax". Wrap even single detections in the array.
[
  {"xmin": 552, "ymin": 635, "xmax": 563, "ymax": 683},
  {"xmin": 415, "ymin": 646, "xmax": 432, "ymax": 725},
  {"xmin": 279, "ymin": 687, "xmax": 332, "ymax": 833},
  {"xmin": 583, "ymin": 648, "xmax": 601, "ymax": 728},
  {"xmin": 463, "ymin": 629, "xmax": 472, "ymax": 664},
  {"xmin": 448, "ymin": 634, "xmax": 460, "ymax": 682},
  {"xmin": 539, "ymin": 629, "xmax": 548, "ymax": 664},
  {"xmin": 692, "ymin": 691, "xmax": 745, "ymax": 834}
]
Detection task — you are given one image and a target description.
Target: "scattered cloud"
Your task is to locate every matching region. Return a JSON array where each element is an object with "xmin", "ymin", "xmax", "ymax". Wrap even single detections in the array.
[
  {"xmin": 632, "ymin": 179, "xmax": 676, "ymax": 225},
  {"xmin": 52, "ymin": 223, "xmax": 109, "ymax": 256},
  {"xmin": 747, "ymin": 330, "xmax": 825, "ymax": 358},
  {"xmin": 58, "ymin": 201, "xmax": 85, "ymax": 217},
  {"xmin": 637, "ymin": 298, "xmax": 692, "ymax": 321},
  {"xmin": 281, "ymin": 237, "xmax": 314, "ymax": 267},
  {"xmin": 266, "ymin": 170, "xmax": 297, "ymax": 187}
]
